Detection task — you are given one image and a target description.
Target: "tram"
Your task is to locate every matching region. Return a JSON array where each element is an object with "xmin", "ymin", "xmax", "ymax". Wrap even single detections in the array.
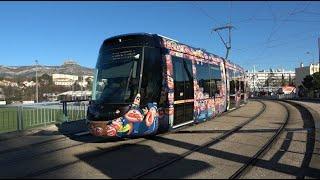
[{"xmin": 87, "ymin": 33, "xmax": 248, "ymax": 137}]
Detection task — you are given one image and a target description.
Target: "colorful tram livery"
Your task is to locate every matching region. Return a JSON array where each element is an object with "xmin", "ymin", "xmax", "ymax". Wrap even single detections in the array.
[{"xmin": 87, "ymin": 33, "xmax": 248, "ymax": 138}]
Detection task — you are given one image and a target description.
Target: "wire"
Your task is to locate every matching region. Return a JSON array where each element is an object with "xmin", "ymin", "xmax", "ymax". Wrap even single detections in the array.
[
  {"xmin": 229, "ymin": 1, "xmax": 232, "ymax": 25},
  {"xmin": 246, "ymin": 1, "xmax": 312, "ymax": 62},
  {"xmin": 266, "ymin": 34, "xmax": 317, "ymax": 48},
  {"xmin": 234, "ymin": 18, "xmax": 320, "ymax": 23},
  {"xmin": 192, "ymin": 2, "xmax": 224, "ymax": 27},
  {"xmin": 266, "ymin": 1, "xmax": 311, "ymax": 43},
  {"xmin": 266, "ymin": 1, "xmax": 277, "ymax": 23}
]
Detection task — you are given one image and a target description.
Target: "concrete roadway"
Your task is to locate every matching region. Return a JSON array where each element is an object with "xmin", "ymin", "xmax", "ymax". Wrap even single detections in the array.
[{"xmin": 0, "ymin": 100, "xmax": 319, "ymax": 179}]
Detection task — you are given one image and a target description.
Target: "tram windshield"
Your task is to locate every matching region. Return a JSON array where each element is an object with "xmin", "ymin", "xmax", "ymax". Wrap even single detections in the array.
[{"xmin": 92, "ymin": 47, "xmax": 142, "ymax": 104}]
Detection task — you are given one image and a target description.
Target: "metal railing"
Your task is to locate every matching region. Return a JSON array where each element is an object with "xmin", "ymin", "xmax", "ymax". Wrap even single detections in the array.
[
  {"xmin": 0, "ymin": 100, "xmax": 89, "ymax": 134},
  {"xmin": 252, "ymin": 93, "xmax": 320, "ymax": 102}
]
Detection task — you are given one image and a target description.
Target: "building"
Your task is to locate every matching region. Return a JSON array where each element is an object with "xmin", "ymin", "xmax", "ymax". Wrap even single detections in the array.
[
  {"xmin": 0, "ymin": 88, "xmax": 6, "ymax": 104},
  {"xmin": 22, "ymin": 80, "xmax": 36, "ymax": 87},
  {"xmin": 295, "ymin": 63, "xmax": 320, "ymax": 88},
  {"xmin": 0, "ymin": 80, "xmax": 18, "ymax": 87},
  {"xmin": 43, "ymin": 93, "xmax": 58, "ymax": 101},
  {"xmin": 57, "ymin": 90, "xmax": 92, "ymax": 100},
  {"xmin": 52, "ymin": 74, "xmax": 79, "ymax": 86},
  {"xmin": 246, "ymin": 69, "xmax": 295, "ymax": 92}
]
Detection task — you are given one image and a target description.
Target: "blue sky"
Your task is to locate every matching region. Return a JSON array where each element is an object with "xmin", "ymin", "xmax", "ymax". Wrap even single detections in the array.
[{"xmin": 0, "ymin": 1, "xmax": 319, "ymax": 71}]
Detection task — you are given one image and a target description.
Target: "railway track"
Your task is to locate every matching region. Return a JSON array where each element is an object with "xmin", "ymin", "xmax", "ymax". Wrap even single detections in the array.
[
  {"xmin": 130, "ymin": 100, "xmax": 267, "ymax": 179},
  {"xmin": 130, "ymin": 100, "xmax": 316, "ymax": 179},
  {"xmin": 229, "ymin": 100, "xmax": 290, "ymax": 179},
  {"xmin": 3, "ymin": 100, "xmax": 297, "ymax": 179},
  {"xmin": 16, "ymin": 101, "xmax": 255, "ymax": 178},
  {"xmin": 0, "ymin": 99, "xmax": 247, "ymax": 159}
]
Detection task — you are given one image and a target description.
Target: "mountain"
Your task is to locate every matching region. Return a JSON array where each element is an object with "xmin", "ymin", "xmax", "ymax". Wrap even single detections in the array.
[{"xmin": 0, "ymin": 60, "xmax": 94, "ymax": 78}]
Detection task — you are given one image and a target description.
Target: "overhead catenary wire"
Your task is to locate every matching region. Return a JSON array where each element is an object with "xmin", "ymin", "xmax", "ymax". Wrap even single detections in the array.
[
  {"xmin": 246, "ymin": 2, "xmax": 311, "ymax": 66},
  {"xmin": 192, "ymin": 2, "xmax": 224, "ymax": 27},
  {"xmin": 266, "ymin": 1, "xmax": 311, "ymax": 43},
  {"xmin": 234, "ymin": 18, "xmax": 320, "ymax": 23},
  {"xmin": 235, "ymin": 29, "xmax": 320, "ymax": 53}
]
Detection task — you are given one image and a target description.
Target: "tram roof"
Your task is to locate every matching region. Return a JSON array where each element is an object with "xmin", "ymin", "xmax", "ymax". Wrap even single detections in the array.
[{"xmin": 103, "ymin": 33, "xmax": 244, "ymax": 71}]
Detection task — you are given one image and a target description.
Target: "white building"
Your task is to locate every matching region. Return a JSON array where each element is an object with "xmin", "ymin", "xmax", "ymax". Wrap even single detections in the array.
[
  {"xmin": 22, "ymin": 80, "xmax": 36, "ymax": 87},
  {"xmin": 295, "ymin": 63, "xmax": 320, "ymax": 88},
  {"xmin": 52, "ymin": 74, "xmax": 79, "ymax": 86},
  {"xmin": 57, "ymin": 90, "xmax": 92, "ymax": 100},
  {"xmin": 0, "ymin": 80, "xmax": 18, "ymax": 87},
  {"xmin": 246, "ymin": 69, "xmax": 295, "ymax": 92},
  {"xmin": 0, "ymin": 88, "xmax": 5, "ymax": 101}
]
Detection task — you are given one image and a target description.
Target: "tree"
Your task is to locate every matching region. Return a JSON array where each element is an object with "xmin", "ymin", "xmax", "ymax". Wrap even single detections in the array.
[
  {"xmin": 288, "ymin": 74, "xmax": 294, "ymax": 86},
  {"xmin": 85, "ymin": 77, "xmax": 93, "ymax": 91},
  {"xmin": 72, "ymin": 81, "xmax": 82, "ymax": 91},
  {"xmin": 281, "ymin": 74, "xmax": 288, "ymax": 86},
  {"xmin": 313, "ymin": 72, "xmax": 320, "ymax": 91},
  {"xmin": 40, "ymin": 73, "xmax": 52, "ymax": 85},
  {"xmin": 298, "ymin": 85, "xmax": 305, "ymax": 97},
  {"xmin": 302, "ymin": 75, "xmax": 314, "ymax": 96}
]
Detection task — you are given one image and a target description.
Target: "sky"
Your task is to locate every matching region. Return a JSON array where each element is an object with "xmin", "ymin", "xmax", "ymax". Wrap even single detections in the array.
[{"xmin": 0, "ymin": 1, "xmax": 319, "ymax": 72}]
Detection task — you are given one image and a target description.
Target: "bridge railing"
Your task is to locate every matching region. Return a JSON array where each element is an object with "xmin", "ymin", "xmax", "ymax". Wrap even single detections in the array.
[{"xmin": 0, "ymin": 100, "xmax": 89, "ymax": 134}]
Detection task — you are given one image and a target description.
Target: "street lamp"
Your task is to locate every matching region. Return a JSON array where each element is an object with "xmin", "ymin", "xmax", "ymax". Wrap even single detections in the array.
[{"xmin": 35, "ymin": 60, "xmax": 39, "ymax": 103}]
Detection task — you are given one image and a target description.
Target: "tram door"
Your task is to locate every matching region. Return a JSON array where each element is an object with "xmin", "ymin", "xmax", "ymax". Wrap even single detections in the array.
[{"xmin": 172, "ymin": 56, "xmax": 194, "ymax": 127}]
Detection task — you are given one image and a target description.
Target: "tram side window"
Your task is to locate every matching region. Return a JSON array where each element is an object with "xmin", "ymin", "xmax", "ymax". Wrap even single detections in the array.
[
  {"xmin": 140, "ymin": 47, "xmax": 162, "ymax": 106},
  {"xmin": 195, "ymin": 63, "xmax": 210, "ymax": 98},
  {"xmin": 240, "ymin": 81, "xmax": 245, "ymax": 93},
  {"xmin": 209, "ymin": 64, "xmax": 222, "ymax": 97},
  {"xmin": 182, "ymin": 59, "xmax": 194, "ymax": 99},
  {"xmin": 236, "ymin": 80, "xmax": 240, "ymax": 92},
  {"xmin": 172, "ymin": 56, "xmax": 194, "ymax": 100},
  {"xmin": 246, "ymin": 81, "xmax": 250, "ymax": 92},
  {"xmin": 172, "ymin": 57, "xmax": 185, "ymax": 101},
  {"xmin": 230, "ymin": 80, "xmax": 236, "ymax": 94},
  {"xmin": 228, "ymin": 69, "xmax": 236, "ymax": 95}
]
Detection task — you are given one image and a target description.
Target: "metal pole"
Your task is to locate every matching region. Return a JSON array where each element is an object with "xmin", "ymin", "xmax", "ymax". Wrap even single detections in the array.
[
  {"xmin": 212, "ymin": 25, "xmax": 234, "ymax": 60},
  {"xmin": 318, "ymin": 37, "xmax": 320, "ymax": 69},
  {"xmin": 307, "ymin": 52, "xmax": 315, "ymax": 73},
  {"xmin": 253, "ymin": 65, "xmax": 256, "ymax": 95},
  {"xmin": 35, "ymin": 60, "xmax": 39, "ymax": 103}
]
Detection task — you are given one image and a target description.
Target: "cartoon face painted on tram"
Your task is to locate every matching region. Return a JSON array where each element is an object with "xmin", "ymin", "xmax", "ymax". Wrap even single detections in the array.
[{"xmin": 89, "ymin": 93, "xmax": 160, "ymax": 137}]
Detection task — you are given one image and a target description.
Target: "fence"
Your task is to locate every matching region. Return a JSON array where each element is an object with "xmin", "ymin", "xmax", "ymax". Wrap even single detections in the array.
[
  {"xmin": 0, "ymin": 100, "xmax": 89, "ymax": 134},
  {"xmin": 252, "ymin": 93, "xmax": 320, "ymax": 102}
]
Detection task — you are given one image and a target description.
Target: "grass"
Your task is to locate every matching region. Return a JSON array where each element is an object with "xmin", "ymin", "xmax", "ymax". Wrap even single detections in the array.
[{"xmin": 0, "ymin": 106, "xmax": 87, "ymax": 134}]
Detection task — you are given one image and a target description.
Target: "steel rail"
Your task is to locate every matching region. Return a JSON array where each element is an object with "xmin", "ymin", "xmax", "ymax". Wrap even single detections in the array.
[
  {"xmin": 229, "ymin": 100, "xmax": 290, "ymax": 179},
  {"xmin": 22, "ymin": 101, "xmax": 251, "ymax": 178},
  {"xmin": 131, "ymin": 100, "xmax": 266, "ymax": 179}
]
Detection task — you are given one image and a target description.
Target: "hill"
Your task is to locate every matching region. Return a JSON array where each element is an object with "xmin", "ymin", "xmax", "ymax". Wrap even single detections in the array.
[{"xmin": 0, "ymin": 60, "xmax": 94, "ymax": 78}]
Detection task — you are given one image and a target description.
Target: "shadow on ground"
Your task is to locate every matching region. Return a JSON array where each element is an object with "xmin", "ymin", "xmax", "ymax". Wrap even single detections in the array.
[{"xmin": 74, "ymin": 143, "xmax": 212, "ymax": 179}]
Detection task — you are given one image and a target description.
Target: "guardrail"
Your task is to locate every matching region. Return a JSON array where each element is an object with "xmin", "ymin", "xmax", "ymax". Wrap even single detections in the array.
[
  {"xmin": 0, "ymin": 100, "xmax": 89, "ymax": 134},
  {"xmin": 251, "ymin": 93, "xmax": 320, "ymax": 102}
]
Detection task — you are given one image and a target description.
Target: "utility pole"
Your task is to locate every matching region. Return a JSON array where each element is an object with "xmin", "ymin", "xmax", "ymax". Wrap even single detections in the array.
[
  {"xmin": 318, "ymin": 37, "xmax": 320, "ymax": 72},
  {"xmin": 212, "ymin": 24, "xmax": 234, "ymax": 59},
  {"xmin": 306, "ymin": 51, "xmax": 315, "ymax": 73},
  {"xmin": 253, "ymin": 65, "xmax": 256, "ymax": 95},
  {"xmin": 35, "ymin": 60, "xmax": 39, "ymax": 103}
]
